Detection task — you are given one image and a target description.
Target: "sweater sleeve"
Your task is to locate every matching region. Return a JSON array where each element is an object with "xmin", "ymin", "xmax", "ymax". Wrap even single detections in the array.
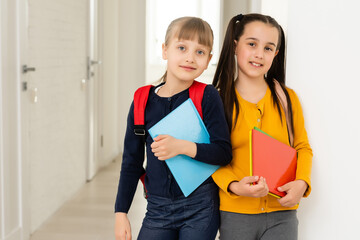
[
  {"xmin": 288, "ymin": 89, "xmax": 313, "ymax": 197},
  {"xmin": 114, "ymin": 102, "xmax": 146, "ymax": 213},
  {"xmin": 212, "ymin": 164, "xmax": 243, "ymax": 198},
  {"xmin": 194, "ymin": 85, "xmax": 232, "ymax": 166}
]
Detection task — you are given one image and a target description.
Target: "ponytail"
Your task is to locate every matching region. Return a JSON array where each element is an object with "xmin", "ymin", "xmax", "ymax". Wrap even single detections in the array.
[
  {"xmin": 266, "ymin": 25, "xmax": 294, "ymax": 134},
  {"xmin": 213, "ymin": 16, "xmax": 240, "ymax": 131}
]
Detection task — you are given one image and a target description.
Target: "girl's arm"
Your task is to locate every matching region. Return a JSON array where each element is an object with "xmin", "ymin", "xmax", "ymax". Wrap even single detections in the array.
[
  {"xmin": 114, "ymin": 102, "xmax": 146, "ymax": 213},
  {"xmin": 277, "ymin": 180, "xmax": 308, "ymax": 207},
  {"xmin": 212, "ymin": 164, "xmax": 268, "ymax": 198},
  {"xmin": 151, "ymin": 135, "xmax": 197, "ymax": 160},
  {"xmin": 193, "ymin": 85, "xmax": 233, "ymax": 165},
  {"xmin": 288, "ymin": 89, "xmax": 312, "ymax": 195},
  {"xmin": 277, "ymin": 89, "xmax": 313, "ymax": 206},
  {"xmin": 228, "ymin": 176, "xmax": 269, "ymax": 197}
]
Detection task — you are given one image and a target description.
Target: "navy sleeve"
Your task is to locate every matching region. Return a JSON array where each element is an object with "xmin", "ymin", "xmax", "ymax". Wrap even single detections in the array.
[
  {"xmin": 114, "ymin": 102, "xmax": 146, "ymax": 213},
  {"xmin": 194, "ymin": 85, "xmax": 232, "ymax": 166}
]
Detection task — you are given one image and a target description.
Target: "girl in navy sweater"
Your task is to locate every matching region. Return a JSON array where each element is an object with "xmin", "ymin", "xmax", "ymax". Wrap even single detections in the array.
[{"xmin": 114, "ymin": 16, "xmax": 232, "ymax": 240}]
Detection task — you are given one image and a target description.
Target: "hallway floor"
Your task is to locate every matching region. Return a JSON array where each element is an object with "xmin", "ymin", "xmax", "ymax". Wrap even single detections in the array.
[{"xmin": 30, "ymin": 158, "xmax": 147, "ymax": 240}]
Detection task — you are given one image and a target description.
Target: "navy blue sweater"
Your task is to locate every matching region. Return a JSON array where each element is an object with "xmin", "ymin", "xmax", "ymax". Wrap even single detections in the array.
[{"xmin": 115, "ymin": 84, "xmax": 232, "ymax": 213}]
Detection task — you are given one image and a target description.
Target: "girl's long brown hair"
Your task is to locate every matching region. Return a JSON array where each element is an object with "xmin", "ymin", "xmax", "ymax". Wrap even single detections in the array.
[{"xmin": 213, "ymin": 13, "xmax": 293, "ymax": 134}]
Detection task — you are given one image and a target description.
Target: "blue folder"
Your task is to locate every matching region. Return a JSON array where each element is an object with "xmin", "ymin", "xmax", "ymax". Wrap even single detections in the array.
[{"xmin": 148, "ymin": 99, "xmax": 220, "ymax": 197}]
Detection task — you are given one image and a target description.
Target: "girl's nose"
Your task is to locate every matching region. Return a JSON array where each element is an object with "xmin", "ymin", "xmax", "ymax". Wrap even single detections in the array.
[
  {"xmin": 254, "ymin": 49, "xmax": 264, "ymax": 59},
  {"xmin": 186, "ymin": 52, "xmax": 195, "ymax": 63}
]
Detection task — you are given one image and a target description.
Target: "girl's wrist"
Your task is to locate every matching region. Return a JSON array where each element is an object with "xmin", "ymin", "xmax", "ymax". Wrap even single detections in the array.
[
  {"xmin": 181, "ymin": 140, "xmax": 197, "ymax": 158},
  {"xmin": 296, "ymin": 179, "xmax": 308, "ymax": 195},
  {"xmin": 228, "ymin": 181, "xmax": 241, "ymax": 195},
  {"xmin": 228, "ymin": 181, "xmax": 237, "ymax": 193}
]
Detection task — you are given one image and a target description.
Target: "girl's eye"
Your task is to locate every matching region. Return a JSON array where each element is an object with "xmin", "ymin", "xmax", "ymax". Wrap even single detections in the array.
[
  {"xmin": 178, "ymin": 46, "xmax": 185, "ymax": 51},
  {"xmin": 248, "ymin": 42, "xmax": 255, "ymax": 47},
  {"xmin": 265, "ymin": 47, "xmax": 273, "ymax": 52},
  {"xmin": 197, "ymin": 50, "xmax": 205, "ymax": 55}
]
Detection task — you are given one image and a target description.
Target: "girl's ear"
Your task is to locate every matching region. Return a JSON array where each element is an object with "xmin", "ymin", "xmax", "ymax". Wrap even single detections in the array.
[
  {"xmin": 204, "ymin": 54, "xmax": 213, "ymax": 70},
  {"xmin": 162, "ymin": 43, "xmax": 168, "ymax": 60},
  {"xmin": 274, "ymin": 49, "xmax": 279, "ymax": 57}
]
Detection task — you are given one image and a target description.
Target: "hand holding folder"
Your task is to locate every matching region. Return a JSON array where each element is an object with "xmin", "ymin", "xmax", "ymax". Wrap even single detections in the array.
[
  {"xmin": 148, "ymin": 99, "xmax": 220, "ymax": 197},
  {"xmin": 250, "ymin": 127, "xmax": 297, "ymax": 198}
]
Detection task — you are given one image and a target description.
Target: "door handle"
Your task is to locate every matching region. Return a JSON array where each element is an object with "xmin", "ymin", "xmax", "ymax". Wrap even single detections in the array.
[
  {"xmin": 87, "ymin": 57, "xmax": 102, "ymax": 80},
  {"xmin": 90, "ymin": 60, "xmax": 102, "ymax": 65},
  {"xmin": 22, "ymin": 65, "xmax": 36, "ymax": 73}
]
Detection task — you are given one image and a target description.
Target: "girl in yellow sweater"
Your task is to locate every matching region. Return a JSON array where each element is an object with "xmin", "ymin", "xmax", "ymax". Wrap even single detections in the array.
[{"xmin": 212, "ymin": 13, "xmax": 312, "ymax": 240}]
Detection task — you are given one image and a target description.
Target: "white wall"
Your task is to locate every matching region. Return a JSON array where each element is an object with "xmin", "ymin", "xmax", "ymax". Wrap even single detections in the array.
[
  {"xmin": 286, "ymin": 0, "xmax": 360, "ymax": 239},
  {"xmin": 258, "ymin": 0, "xmax": 288, "ymax": 32},
  {"xmin": 117, "ymin": 1, "xmax": 146, "ymax": 152},
  {"xmin": 100, "ymin": 0, "xmax": 121, "ymax": 168},
  {"xmin": 222, "ymin": 0, "xmax": 250, "ymax": 36}
]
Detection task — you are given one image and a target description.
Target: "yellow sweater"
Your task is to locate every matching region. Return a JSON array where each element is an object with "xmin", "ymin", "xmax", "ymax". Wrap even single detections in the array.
[{"xmin": 212, "ymin": 87, "xmax": 312, "ymax": 214}]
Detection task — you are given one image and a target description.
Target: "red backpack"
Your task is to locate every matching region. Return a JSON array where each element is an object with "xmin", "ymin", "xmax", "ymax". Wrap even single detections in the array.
[{"xmin": 133, "ymin": 80, "xmax": 207, "ymax": 198}]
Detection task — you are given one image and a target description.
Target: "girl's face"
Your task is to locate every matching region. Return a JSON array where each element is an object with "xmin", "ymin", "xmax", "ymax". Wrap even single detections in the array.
[
  {"xmin": 162, "ymin": 36, "xmax": 212, "ymax": 84},
  {"xmin": 235, "ymin": 21, "xmax": 279, "ymax": 81}
]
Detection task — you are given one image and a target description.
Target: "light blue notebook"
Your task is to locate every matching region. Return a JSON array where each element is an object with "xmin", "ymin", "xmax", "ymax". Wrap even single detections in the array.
[{"xmin": 148, "ymin": 99, "xmax": 220, "ymax": 197}]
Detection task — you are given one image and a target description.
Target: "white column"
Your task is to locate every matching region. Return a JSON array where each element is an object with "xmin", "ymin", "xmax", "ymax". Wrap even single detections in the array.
[{"xmin": 0, "ymin": 0, "xmax": 24, "ymax": 239}]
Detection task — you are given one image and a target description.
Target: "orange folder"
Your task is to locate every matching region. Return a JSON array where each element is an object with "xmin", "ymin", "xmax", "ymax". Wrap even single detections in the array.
[{"xmin": 249, "ymin": 127, "xmax": 297, "ymax": 198}]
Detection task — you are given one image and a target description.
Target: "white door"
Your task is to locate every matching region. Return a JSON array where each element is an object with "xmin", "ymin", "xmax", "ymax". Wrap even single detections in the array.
[{"xmin": 19, "ymin": 0, "xmax": 91, "ymax": 233}]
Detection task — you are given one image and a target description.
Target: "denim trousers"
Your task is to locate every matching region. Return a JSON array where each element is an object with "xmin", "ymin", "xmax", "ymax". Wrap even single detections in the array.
[{"xmin": 137, "ymin": 183, "xmax": 220, "ymax": 240}]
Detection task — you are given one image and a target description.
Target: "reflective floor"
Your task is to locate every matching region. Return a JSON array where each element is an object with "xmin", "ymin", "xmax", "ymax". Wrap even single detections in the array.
[{"xmin": 30, "ymin": 158, "xmax": 147, "ymax": 240}]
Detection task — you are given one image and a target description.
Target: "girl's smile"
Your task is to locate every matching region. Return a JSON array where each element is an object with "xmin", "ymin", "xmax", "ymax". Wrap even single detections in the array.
[
  {"xmin": 179, "ymin": 65, "xmax": 197, "ymax": 71},
  {"xmin": 249, "ymin": 61, "xmax": 263, "ymax": 67}
]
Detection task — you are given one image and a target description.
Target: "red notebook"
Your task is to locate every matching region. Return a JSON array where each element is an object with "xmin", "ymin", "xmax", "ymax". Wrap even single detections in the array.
[{"xmin": 249, "ymin": 127, "xmax": 297, "ymax": 198}]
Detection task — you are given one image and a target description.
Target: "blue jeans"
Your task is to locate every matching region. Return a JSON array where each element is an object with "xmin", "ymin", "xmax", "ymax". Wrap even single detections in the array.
[{"xmin": 137, "ymin": 183, "xmax": 220, "ymax": 240}]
